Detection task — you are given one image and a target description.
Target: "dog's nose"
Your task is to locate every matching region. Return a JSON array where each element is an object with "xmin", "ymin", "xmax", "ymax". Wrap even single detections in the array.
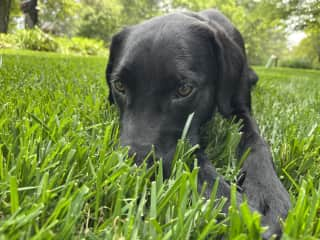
[
  {"xmin": 122, "ymin": 141, "xmax": 175, "ymax": 178},
  {"xmin": 123, "ymin": 142, "xmax": 155, "ymax": 165}
]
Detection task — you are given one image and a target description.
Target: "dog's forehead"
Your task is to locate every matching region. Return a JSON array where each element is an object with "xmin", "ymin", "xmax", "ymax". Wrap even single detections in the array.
[{"xmin": 114, "ymin": 14, "xmax": 211, "ymax": 88}]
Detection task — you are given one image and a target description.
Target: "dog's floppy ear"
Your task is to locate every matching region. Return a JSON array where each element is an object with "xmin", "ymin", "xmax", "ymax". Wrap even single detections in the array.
[
  {"xmin": 205, "ymin": 24, "xmax": 251, "ymax": 117},
  {"xmin": 106, "ymin": 28, "xmax": 130, "ymax": 104}
]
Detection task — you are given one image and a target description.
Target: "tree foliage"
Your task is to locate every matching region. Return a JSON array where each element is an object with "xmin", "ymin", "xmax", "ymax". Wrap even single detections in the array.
[
  {"xmin": 172, "ymin": 0, "xmax": 287, "ymax": 64},
  {"xmin": 2, "ymin": 0, "xmax": 319, "ymax": 66},
  {"xmin": 279, "ymin": 0, "xmax": 320, "ymax": 66},
  {"xmin": 76, "ymin": 0, "xmax": 161, "ymax": 43},
  {"xmin": 119, "ymin": 0, "xmax": 161, "ymax": 25},
  {"xmin": 77, "ymin": 0, "xmax": 123, "ymax": 42},
  {"xmin": 281, "ymin": 0, "xmax": 320, "ymax": 30},
  {"xmin": 38, "ymin": 0, "xmax": 81, "ymax": 35}
]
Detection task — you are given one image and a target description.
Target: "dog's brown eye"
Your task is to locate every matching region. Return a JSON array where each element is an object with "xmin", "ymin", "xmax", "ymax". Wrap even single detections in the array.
[
  {"xmin": 177, "ymin": 84, "xmax": 193, "ymax": 98},
  {"xmin": 113, "ymin": 81, "xmax": 125, "ymax": 94}
]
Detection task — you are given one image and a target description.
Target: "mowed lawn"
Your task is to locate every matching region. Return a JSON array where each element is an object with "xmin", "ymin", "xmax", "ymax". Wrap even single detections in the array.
[{"xmin": 0, "ymin": 50, "xmax": 319, "ymax": 239}]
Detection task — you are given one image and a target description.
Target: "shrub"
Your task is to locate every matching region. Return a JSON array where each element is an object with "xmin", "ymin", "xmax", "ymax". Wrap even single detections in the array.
[
  {"xmin": 280, "ymin": 58, "xmax": 314, "ymax": 69},
  {"xmin": 15, "ymin": 27, "xmax": 60, "ymax": 52},
  {"xmin": 0, "ymin": 34, "xmax": 17, "ymax": 49},
  {"xmin": 71, "ymin": 37, "xmax": 106, "ymax": 56},
  {"xmin": 56, "ymin": 37, "xmax": 107, "ymax": 56},
  {"xmin": 0, "ymin": 28, "xmax": 107, "ymax": 56}
]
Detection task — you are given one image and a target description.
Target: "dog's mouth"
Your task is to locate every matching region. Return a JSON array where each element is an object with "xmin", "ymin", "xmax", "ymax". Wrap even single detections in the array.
[{"xmin": 122, "ymin": 140, "xmax": 178, "ymax": 173}]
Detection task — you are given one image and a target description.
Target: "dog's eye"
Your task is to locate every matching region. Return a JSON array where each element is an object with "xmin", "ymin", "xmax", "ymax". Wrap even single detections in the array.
[
  {"xmin": 113, "ymin": 81, "xmax": 125, "ymax": 94},
  {"xmin": 176, "ymin": 84, "xmax": 194, "ymax": 98}
]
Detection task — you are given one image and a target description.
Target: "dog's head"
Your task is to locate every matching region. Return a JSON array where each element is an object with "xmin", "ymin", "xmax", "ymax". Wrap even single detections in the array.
[{"xmin": 106, "ymin": 12, "xmax": 250, "ymax": 173}]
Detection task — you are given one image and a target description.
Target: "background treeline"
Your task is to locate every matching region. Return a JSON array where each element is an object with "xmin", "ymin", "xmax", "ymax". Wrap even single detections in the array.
[{"xmin": 0, "ymin": 0, "xmax": 319, "ymax": 68}]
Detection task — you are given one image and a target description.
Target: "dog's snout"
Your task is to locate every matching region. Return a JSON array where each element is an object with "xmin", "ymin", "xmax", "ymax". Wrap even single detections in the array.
[{"xmin": 122, "ymin": 141, "xmax": 155, "ymax": 165}]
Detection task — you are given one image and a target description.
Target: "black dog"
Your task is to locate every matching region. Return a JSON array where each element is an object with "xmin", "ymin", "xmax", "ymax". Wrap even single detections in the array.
[{"xmin": 106, "ymin": 9, "xmax": 290, "ymax": 238}]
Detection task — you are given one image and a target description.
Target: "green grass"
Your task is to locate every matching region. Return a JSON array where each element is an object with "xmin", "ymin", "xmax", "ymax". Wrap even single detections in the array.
[{"xmin": 0, "ymin": 50, "xmax": 319, "ymax": 239}]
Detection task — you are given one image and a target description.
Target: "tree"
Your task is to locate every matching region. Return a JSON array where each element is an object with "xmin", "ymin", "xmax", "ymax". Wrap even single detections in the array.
[
  {"xmin": 77, "ymin": 0, "xmax": 161, "ymax": 43},
  {"xmin": 235, "ymin": 0, "xmax": 288, "ymax": 64},
  {"xmin": 280, "ymin": 0, "xmax": 320, "ymax": 64},
  {"xmin": 171, "ymin": 0, "xmax": 287, "ymax": 65},
  {"xmin": 282, "ymin": 0, "xmax": 320, "ymax": 30},
  {"xmin": 119, "ymin": 0, "xmax": 161, "ymax": 25},
  {"xmin": 0, "ymin": 0, "xmax": 11, "ymax": 33},
  {"xmin": 37, "ymin": 0, "xmax": 81, "ymax": 35},
  {"xmin": 77, "ymin": 0, "xmax": 123, "ymax": 42},
  {"xmin": 20, "ymin": 0, "xmax": 38, "ymax": 28}
]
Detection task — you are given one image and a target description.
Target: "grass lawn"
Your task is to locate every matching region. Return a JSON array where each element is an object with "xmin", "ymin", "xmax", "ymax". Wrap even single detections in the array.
[{"xmin": 0, "ymin": 50, "xmax": 319, "ymax": 239}]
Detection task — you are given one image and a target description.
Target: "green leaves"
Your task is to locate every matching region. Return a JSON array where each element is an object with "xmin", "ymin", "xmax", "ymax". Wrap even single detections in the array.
[
  {"xmin": 228, "ymin": 185, "xmax": 266, "ymax": 240},
  {"xmin": 9, "ymin": 176, "xmax": 19, "ymax": 214},
  {"xmin": 283, "ymin": 179, "xmax": 320, "ymax": 238},
  {"xmin": 0, "ymin": 31, "xmax": 108, "ymax": 56}
]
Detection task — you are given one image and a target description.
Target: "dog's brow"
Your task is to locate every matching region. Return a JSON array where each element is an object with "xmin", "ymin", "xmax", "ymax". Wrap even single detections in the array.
[
  {"xmin": 112, "ymin": 66, "xmax": 133, "ymax": 82},
  {"xmin": 177, "ymin": 70, "xmax": 201, "ymax": 85},
  {"xmin": 110, "ymin": 70, "xmax": 129, "ymax": 83}
]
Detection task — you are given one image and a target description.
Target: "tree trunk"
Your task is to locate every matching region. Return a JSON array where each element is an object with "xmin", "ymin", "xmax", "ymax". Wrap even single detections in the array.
[
  {"xmin": 21, "ymin": 0, "xmax": 38, "ymax": 28},
  {"xmin": 317, "ymin": 41, "xmax": 320, "ymax": 63},
  {"xmin": 0, "ymin": 0, "xmax": 11, "ymax": 33},
  {"xmin": 314, "ymin": 33, "xmax": 320, "ymax": 63}
]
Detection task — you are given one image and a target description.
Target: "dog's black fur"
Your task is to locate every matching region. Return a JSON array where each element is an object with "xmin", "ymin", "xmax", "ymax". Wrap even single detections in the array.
[{"xmin": 106, "ymin": 9, "xmax": 290, "ymax": 238}]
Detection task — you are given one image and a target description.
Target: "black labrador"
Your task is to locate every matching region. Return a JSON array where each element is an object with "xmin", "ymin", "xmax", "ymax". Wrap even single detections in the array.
[{"xmin": 106, "ymin": 9, "xmax": 290, "ymax": 239}]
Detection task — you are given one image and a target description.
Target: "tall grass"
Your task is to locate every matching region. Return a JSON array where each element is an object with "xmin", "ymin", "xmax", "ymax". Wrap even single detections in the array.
[{"xmin": 0, "ymin": 50, "xmax": 319, "ymax": 239}]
